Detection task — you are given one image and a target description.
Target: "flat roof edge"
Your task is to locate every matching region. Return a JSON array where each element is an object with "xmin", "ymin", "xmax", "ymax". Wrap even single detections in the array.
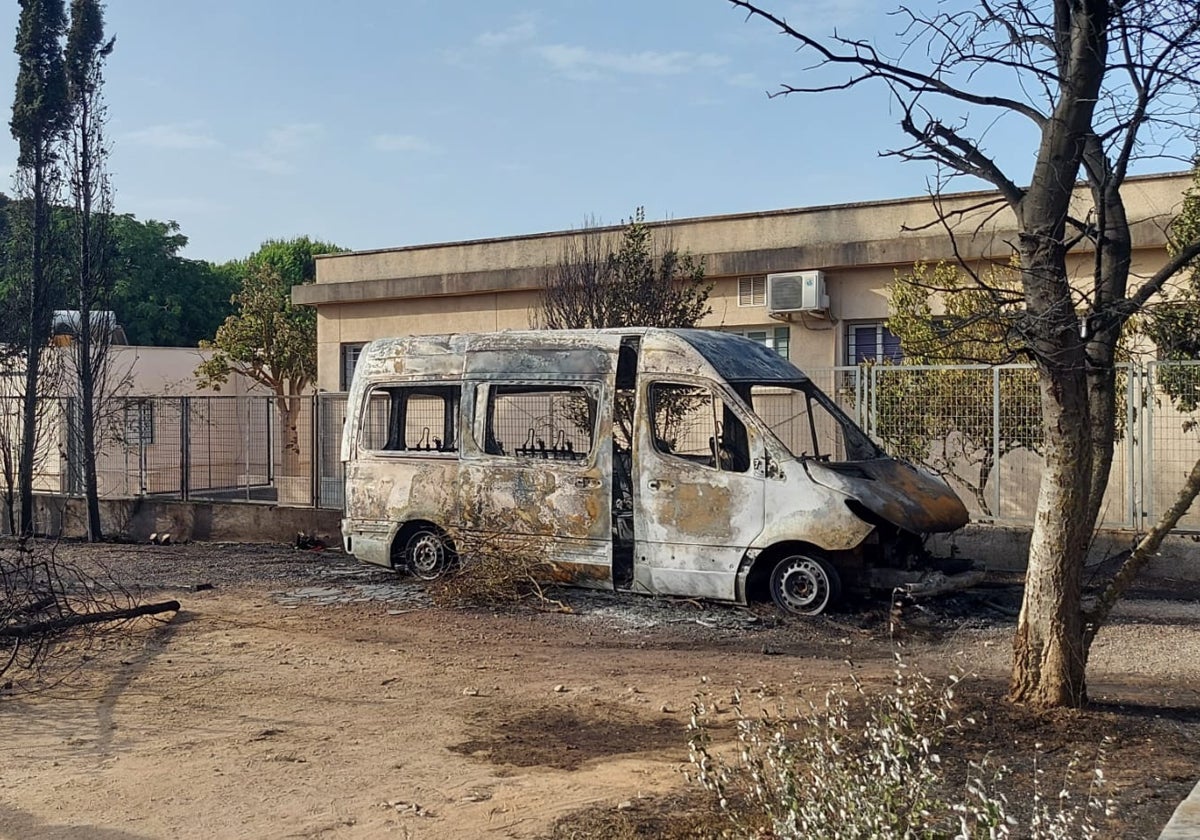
[{"xmin": 316, "ymin": 170, "xmax": 1192, "ymax": 262}]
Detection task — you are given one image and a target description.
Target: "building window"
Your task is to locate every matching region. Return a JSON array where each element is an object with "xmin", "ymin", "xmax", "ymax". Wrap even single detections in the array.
[
  {"xmin": 847, "ymin": 322, "xmax": 902, "ymax": 364},
  {"xmin": 737, "ymin": 276, "xmax": 766, "ymax": 307},
  {"xmin": 340, "ymin": 342, "xmax": 367, "ymax": 391},
  {"xmin": 729, "ymin": 326, "xmax": 790, "ymax": 359}
]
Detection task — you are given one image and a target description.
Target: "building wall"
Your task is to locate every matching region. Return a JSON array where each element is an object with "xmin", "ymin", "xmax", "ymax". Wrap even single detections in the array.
[{"xmin": 297, "ymin": 172, "xmax": 1193, "ymax": 392}]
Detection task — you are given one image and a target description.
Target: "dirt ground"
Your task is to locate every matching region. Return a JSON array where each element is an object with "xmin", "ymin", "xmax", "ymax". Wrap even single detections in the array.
[{"xmin": 2, "ymin": 541, "xmax": 1199, "ymax": 840}]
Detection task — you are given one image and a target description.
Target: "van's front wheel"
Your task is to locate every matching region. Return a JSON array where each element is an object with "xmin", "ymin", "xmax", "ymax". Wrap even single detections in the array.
[
  {"xmin": 404, "ymin": 527, "xmax": 453, "ymax": 580},
  {"xmin": 770, "ymin": 553, "xmax": 840, "ymax": 616}
]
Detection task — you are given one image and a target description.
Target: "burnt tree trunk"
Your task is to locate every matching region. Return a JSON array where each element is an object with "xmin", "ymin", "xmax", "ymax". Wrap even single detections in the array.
[{"xmin": 18, "ymin": 160, "xmax": 50, "ymax": 538}]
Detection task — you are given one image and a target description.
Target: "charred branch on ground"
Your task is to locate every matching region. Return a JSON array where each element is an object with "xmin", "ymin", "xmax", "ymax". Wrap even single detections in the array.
[{"xmin": 1, "ymin": 539, "xmax": 179, "ymax": 685}]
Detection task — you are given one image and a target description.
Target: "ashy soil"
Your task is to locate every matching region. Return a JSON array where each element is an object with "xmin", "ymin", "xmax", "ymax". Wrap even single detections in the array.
[{"xmin": 1, "ymin": 541, "xmax": 1199, "ymax": 839}]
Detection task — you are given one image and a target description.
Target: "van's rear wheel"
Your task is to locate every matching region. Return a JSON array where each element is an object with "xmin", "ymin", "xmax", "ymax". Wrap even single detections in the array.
[
  {"xmin": 404, "ymin": 527, "xmax": 452, "ymax": 580},
  {"xmin": 770, "ymin": 553, "xmax": 840, "ymax": 616}
]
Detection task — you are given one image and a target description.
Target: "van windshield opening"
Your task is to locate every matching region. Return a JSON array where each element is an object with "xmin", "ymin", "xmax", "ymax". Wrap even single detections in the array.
[{"xmin": 736, "ymin": 381, "xmax": 881, "ymax": 462}]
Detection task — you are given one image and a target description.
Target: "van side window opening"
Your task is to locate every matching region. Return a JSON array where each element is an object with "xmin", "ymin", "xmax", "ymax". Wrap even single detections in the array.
[
  {"xmin": 741, "ymin": 382, "xmax": 880, "ymax": 461},
  {"xmin": 360, "ymin": 385, "xmax": 459, "ymax": 453},
  {"xmin": 484, "ymin": 384, "xmax": 595, "ymax": 460},
  {"xmin": 649, "ymin": 383, "xmax": 749, "ymax": 472}
]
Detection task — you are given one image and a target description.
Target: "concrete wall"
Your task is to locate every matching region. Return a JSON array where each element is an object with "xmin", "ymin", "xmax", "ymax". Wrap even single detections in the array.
[
  {"xmin": 19, "ymin": 493, "xmax": 1194, "ymax": 586},
  {"xmin": 20, "ymin": 495, "xmax": 341, "ymax": 544},
  {"xmin": 930, "ymin": 524, "xmax": 1200, "ymax": 582}
]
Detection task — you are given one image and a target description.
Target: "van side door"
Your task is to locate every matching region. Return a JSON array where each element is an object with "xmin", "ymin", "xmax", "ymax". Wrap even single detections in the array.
[
  {"xmin": 632, "ymin": 380, "xmax": 766, "ymax": 600},
  {"xmin": 458, "ymin": 378, "xmax": 614, "ymax": 586}
]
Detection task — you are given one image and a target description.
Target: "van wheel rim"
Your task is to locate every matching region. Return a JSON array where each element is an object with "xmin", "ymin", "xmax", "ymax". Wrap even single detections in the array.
[
  {"xmin": 773, "ymin": 557, "xmax": 831, "ymax": 615},
  {"xmin": 408, "ymin": 532, "xmax": 446, "ymax": 580}
]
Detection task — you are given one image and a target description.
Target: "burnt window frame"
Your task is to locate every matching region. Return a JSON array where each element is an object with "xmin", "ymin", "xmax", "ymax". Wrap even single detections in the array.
[
  {"xmin": 359, "ymin": 383, "xmax": 460, "ymax": 456},
  {"xmin": 477, "ymin": 381, "xmax": 599, "ymax": 464},
  {"xmin": 647, "ymin": 380, "xmax": 751, "ymax": 473}
]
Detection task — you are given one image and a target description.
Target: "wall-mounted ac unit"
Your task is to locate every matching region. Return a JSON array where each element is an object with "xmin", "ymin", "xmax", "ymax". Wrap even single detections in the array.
[{"xmin": 767, "ymin": 270, "xmax": 828, "ymax": 315}]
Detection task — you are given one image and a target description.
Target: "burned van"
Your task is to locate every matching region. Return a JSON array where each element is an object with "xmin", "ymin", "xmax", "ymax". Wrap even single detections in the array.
[{"xmin": 340, "ymin": 329, "xmax": 975, "ymax": 616}]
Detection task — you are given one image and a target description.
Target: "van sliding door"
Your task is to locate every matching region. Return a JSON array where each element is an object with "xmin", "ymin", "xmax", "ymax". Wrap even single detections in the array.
[{"xmin": 458, "ymin": 379, "xmax": 614, "ymax": 585}]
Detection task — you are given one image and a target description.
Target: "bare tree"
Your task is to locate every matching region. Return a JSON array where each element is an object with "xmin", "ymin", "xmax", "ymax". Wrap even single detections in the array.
[
  {"xmin": 0, "ymin": 333, "xmax": 70, "ymax": 535},
  {"xmin": 538, "ymin": 208, "xmax": 711, "ymax": 443},
  {"xmin": 539, "ymin": 208, "xmax": 710, "ymax": 333},
  {"xmin": 63, "ymin": 0, "xmax": 115, "ymax": 541},
  {"xmin": 728, "ymin": 1, "xmax": 1200, "ymax": 707}
]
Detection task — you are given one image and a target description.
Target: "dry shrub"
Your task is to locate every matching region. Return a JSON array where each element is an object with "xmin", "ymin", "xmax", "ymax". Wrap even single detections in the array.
[
  {"xmin": 687, "ymin": 660, "xmax": 1113, "ymax": 839},
  {"xmin": 427, "ymin": 531, "xmax": 572, "ymax": 611}
]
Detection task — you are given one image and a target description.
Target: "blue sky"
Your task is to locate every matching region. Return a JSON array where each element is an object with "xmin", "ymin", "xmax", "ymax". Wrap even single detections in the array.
[{"xmin": 0, "ymin": 1, "xmax": 1183, "ymax": 263}]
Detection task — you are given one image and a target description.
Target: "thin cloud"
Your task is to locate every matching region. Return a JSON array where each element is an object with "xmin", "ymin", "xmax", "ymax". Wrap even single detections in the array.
[
  {"xmin": 536, "ymin": 45, "xmax": 728, "ymax": 80},
  {"xmin": 728, "ymin": 72, "xmax": 761, "ymax": 89},
  {"xmin": 239, "ymin": 122, "xmax": 323, "ymax": 175},
  {"xmin": 126, "ymin": 122, "xmax": 221, "ymax": 150},
  {"xmin": 475, "ymin": 15, "xmax": 537, "ymax": 48},
  {"xmin": 238, "ymin": 149, "xmax": 294, "ymax": 176},
  {"xmin": 372, "ymin": 134, "xmax": 440, "ymax": 154},
  {"xmin": 775, "ymin": 0, "xmax": 873, "ymax": 29},
  {"xmin": 123, "ymin": 195, "xmax": 228, "ymax": 218}
]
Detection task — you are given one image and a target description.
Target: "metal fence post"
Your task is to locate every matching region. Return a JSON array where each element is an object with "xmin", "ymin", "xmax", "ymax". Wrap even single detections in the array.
[
  {"xmin": 244, "ymin": 397, "xmax": 252, "ymax": 501},
  {"xmin": 266, "ymin": 396, "xmax": 275, "ymax": 485},
  {"xmin": 179, "ymin": 396, "xmax": 191, "ymax": 501},
  {"xmin": 310, "ymin": 394, "xmax": 319, "ymax": 507},
  {"xmin": 1125, "ymin": 365, "xmax": 1136, "ymax": 529},
  {"xmin": 1145, "ymin": 362, "xmax": 1157, "ymax": 526},
  {"xmin": 867, "ymin": 364, "xmax": 877, "ymax": 439},
  {"xmin": 992, "ymin": 366, "xmax": 1001, "ymax": 520},
  {"xmin": 137, "ymin": 400, "xmax": 148, "ymax": 496}
]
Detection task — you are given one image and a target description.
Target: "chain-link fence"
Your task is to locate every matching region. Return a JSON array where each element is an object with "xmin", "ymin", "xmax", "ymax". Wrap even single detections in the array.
[
  {"xmin": 7, "ymin": 362, "xmax": 1200, "ymax": 531},
  {"xmin": 836, "ymin": 361, "xmax": 1194, "ymax": 530},
  {"xmin": 2, "ymin": 394, "xmax": 345, "ymax": 510}
]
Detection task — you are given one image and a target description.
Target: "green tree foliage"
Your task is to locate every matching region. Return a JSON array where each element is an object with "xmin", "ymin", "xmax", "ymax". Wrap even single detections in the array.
[
  {"xmin": 195, "ymin": 261, "xmax": 318, "ymax": 398},
  {"xmin": 1, "ymin": 207, "xmax": 234, "ymax": 348},
  {"xmin": 107, "ymin": 216, "xmax": 236, "ymax": 347},
  {"xmin": 11, "ymin": 0, "xmax": 69, "ymax": 169},
  {"xmin": 1147, "ymin": 164, "xmax": 1200, "ymax": 413},
  {"xmin": 195, "ymin": 236, "xmax": 347, "ymax": 396},
  {"xmin": 195, "ymin": 237, "xmax": 347, "ymax": 477},
  {"xmin": 880, "ymin": 261, "xmax": 1040, "ymax": 516}
]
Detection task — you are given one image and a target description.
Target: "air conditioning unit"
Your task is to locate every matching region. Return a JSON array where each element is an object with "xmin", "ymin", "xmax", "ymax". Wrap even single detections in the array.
[{"xmin": 767, "ymin": 270, "xmax": 828, "ymax": 315}]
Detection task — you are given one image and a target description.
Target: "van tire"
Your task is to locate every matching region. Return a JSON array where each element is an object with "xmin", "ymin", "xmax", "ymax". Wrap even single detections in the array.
[
  {"xmin": 403, "ymin": 526, "xmax": 453, "ymax": 581},
  {"xmin": 769, "ymin": 553, "xmax": 840, "ymax": 616}
]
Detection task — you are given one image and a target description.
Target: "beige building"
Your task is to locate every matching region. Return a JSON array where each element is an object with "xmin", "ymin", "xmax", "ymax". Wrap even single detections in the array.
[{"xmin": 294, "ymin": 172, "xmax": 1192, "ymax": 392}]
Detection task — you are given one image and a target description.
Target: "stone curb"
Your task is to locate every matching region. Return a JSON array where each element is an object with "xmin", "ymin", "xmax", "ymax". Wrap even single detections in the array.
[{"xmin": 1160, "ymin": 779, "xmax": 1200, "ymax": 839}]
